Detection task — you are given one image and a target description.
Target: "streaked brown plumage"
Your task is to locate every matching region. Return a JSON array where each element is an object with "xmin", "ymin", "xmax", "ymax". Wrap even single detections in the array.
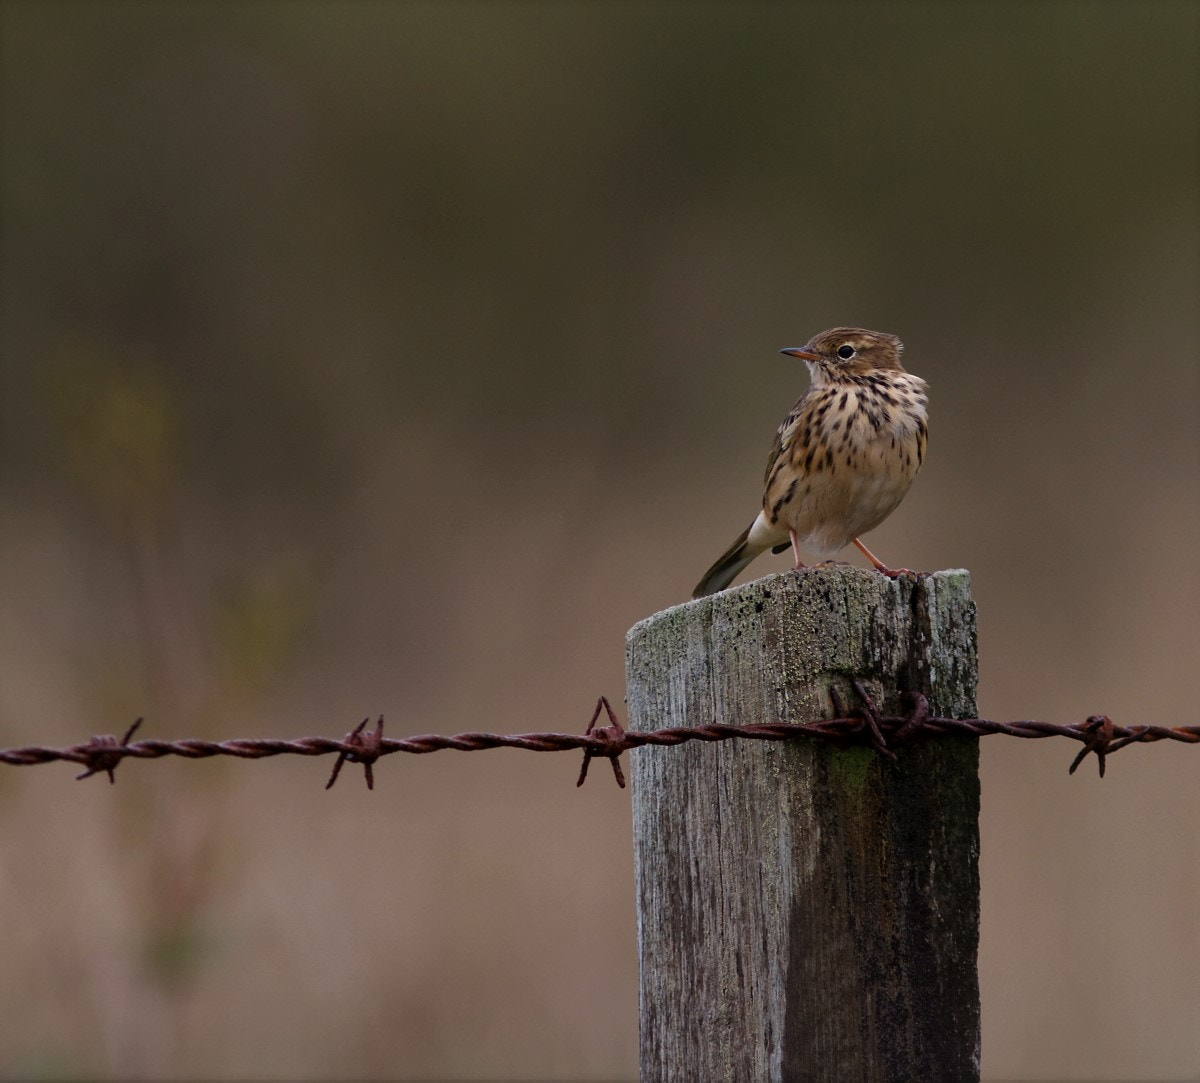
[{"xmin": 692, "ymin": 327, "xmax": 928, "ymax": 598}]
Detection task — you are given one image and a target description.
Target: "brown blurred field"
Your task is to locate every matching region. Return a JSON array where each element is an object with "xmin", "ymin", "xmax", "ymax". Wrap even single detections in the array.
[{"xmin": 1, "ymin": 2, "xmax": 1197, "ymax": 1079}]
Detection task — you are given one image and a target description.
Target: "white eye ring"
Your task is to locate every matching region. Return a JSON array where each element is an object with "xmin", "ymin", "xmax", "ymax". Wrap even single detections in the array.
[{"xmin": 837, "ymin": 344, "xmax": 856, "ymax": 360}]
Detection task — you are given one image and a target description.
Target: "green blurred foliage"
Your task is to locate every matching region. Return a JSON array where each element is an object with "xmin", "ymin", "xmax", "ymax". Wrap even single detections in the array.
[
  {"xmin": 45, "ymin": 345, "xmax": 179, "ymax": 521},
  {"xmin": 215, "ymin": 559, "xmax": 314, "ymax": 699}
]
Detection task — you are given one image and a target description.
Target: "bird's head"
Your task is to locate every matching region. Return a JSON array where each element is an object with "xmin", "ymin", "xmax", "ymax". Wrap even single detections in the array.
[{"xmin": 780, "ymin": 327, "xmax": 905, "ymax": 379}]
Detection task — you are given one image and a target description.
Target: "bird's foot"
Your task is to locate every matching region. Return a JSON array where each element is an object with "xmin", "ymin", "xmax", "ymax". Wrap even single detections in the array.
[{"xmin": 875, "ymin": 565, "xmax": 918, "ymax": 578}]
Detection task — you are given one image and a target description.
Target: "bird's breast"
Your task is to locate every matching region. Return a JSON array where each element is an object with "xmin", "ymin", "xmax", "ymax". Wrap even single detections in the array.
[{"xmin": 763, "ymin": 372, "xmax": 928, "ymax": 555}]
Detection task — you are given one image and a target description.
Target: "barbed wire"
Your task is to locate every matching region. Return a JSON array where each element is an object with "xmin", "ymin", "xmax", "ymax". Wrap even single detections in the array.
[{"xmin": 3, "ymin": 682, "xmax": 1196, "ymax": 790}]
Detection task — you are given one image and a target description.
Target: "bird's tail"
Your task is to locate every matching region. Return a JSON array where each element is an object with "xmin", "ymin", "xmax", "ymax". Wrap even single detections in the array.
[{"xmin": 692, "ymin": 515, "xmax": 787, "ymax": 598}]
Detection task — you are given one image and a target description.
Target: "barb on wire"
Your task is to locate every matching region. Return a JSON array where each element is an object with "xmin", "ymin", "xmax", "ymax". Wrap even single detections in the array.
[
  {"xmin": 2, "ymin": 691, "xmax": 1197, "ymax": 790},
  {"xmin": 577, "ymin": 696, "xmax": 627, "ymax": 788},
  {"xmin": 1068, "ymin": 714, "xmax": 1115, "ymax": 778},
  {"xmin": 325, "ymin": 716, "xmax": 387, "ymax": 791},
  {"xmin": 75, "ymin": 718, "xmax": 143, "ymax": 784}
]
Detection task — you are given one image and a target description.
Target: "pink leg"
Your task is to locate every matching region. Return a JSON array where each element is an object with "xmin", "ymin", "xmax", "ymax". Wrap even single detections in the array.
[
  {"xmin": 852, "ymin": 538, "xmax": 915, "ymax": 578},
  {"xmin": 789, "ymin": 530, "xmax": 806, "ymax": 570}
]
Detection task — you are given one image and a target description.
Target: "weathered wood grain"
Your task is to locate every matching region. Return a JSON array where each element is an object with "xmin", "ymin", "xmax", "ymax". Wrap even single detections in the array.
[{"xmin": 627, "ymin": 566, "xmax": 980, "ymax": 1082}]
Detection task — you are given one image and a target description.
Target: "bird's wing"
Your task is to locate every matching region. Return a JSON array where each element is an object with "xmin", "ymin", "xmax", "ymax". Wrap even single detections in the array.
[{"xmin": 763, "ymin": 395, "xmax": 809, "ymax": 486}]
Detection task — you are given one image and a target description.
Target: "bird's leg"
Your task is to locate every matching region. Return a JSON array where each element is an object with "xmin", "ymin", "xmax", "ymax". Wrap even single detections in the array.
[
  {"xmin": 789, "ymin": 530, "xmax": 806, "ymax": 570},
  {"xmin": 853, "ymin": 538, "xmax": 915, "ymax": 578}
]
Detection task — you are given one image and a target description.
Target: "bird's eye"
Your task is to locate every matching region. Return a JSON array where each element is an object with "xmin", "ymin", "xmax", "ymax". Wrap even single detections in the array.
[{"xmin": 837, "ymin": 344, "xmax": 856, "ymax": 360}]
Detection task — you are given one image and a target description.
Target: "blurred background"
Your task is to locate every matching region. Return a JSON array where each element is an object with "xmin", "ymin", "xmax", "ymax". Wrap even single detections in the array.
[{"xmin": 1, "ymin": 2, "xmax": 1197, "ymax": 1079}]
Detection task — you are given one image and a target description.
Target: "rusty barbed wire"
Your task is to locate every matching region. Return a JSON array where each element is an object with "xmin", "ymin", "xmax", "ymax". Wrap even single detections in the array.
[{"xmin": 2, "ymin": 681, "xmax": 1196, "ymax": 790}]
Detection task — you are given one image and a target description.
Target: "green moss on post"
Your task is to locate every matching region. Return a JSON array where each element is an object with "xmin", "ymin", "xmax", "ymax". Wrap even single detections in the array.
[{"xmin": 627, "ymin": 566, "xmax": 980, "ymax": 1083}]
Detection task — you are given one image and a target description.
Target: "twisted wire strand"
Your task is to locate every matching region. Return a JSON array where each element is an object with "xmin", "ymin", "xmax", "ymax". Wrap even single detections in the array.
[{"xmin": 2, "ymin": 691, "xmax": 1196, "ymax": 789}]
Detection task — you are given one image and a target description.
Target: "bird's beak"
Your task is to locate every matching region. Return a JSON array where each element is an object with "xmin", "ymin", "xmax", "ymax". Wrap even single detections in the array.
[{"xmin": 780, "ymin": 347, "xmax": 821, "ymax": 361}]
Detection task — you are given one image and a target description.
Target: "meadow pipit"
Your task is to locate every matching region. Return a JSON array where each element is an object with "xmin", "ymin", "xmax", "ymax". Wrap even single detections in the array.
[{"xmin": 692, "ymin": 327, "xmax": 928, "ymax": 598}]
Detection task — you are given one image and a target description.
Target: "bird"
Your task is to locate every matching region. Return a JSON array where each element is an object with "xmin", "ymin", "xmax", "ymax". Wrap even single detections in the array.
[{"xmin": 692, "ymin": 327, "xmax": 928, "ymax": 598}]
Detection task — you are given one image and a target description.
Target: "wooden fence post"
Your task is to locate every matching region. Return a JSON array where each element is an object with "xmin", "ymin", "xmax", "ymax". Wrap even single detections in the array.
[{"xmin": 626, "ymin": 566, "xmax": 980, "ymax": 1082}]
